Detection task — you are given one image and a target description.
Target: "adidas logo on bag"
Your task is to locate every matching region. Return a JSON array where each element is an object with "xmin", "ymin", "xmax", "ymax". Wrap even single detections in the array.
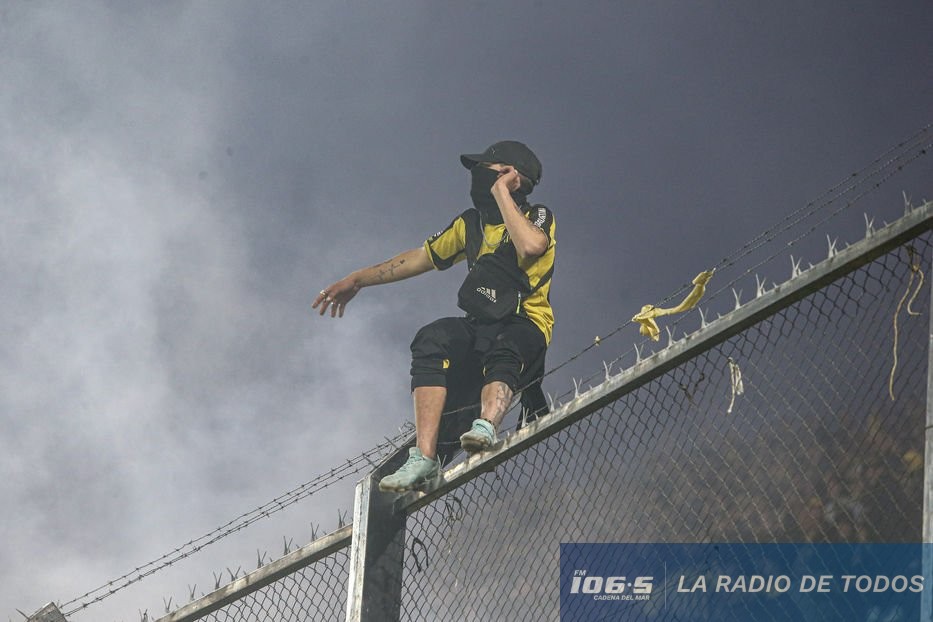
[{"xmin": 476, "ymin": 287, "xmax": 497, "ymax": 303}]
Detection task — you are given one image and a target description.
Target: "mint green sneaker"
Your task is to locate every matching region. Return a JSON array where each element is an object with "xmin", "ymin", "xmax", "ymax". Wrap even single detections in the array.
[
  {"xmin": 460, "ymin": 418, "xmax": 497, "ymax": 454},
  {"xmin": 378, "ymin": 448, "xmax": 440, "ymax": 492}
]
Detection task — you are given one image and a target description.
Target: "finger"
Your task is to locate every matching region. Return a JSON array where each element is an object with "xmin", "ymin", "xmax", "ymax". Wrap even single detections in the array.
[{"xmin": 338, "ymin": 302, "xmax": 346, "ymax": 318}]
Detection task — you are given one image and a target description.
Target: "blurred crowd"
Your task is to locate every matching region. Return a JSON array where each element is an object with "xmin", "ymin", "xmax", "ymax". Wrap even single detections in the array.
[
  {"xmin": 657, "ymin": 409, "xmax": 926, "ymax": 544},
  {"xmin": 780, "ymin": 414, "xmax": 924, "ymax": 543}
]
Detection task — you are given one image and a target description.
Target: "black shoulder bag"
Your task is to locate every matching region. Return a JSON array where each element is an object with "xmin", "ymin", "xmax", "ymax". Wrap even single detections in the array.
[{"xmin": 456, "ymin": 208, "xmax": 553, "ymax": 323}]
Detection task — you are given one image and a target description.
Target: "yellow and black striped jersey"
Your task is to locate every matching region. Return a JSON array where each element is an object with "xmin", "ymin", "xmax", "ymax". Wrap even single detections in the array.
[{"xmin": 424, "ymin": 205, "xmax": 556, "ymax": 343}]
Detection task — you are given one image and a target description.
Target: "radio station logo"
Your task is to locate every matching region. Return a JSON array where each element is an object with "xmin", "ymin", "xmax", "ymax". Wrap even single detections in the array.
[{"xmin": 567, "ymin": 570, "xmax": 654, "ymax": 601}]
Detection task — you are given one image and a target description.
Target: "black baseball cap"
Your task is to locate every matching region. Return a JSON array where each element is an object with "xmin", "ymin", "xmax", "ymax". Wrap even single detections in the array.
[{"xmin": 460, "ymin": 140, "xmax": 542, "ymax": 186}]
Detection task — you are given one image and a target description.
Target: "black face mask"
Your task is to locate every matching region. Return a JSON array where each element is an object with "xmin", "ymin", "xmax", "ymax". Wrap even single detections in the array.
[{"xmin": 469, "ymin": 166, "xmax": 528, "ymax": 224}]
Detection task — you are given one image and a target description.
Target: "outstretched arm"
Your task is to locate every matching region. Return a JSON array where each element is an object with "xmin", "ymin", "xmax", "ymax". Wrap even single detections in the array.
[{"xmin": 312, "ymin": 246, "xmax": 434, "ymax": 317}]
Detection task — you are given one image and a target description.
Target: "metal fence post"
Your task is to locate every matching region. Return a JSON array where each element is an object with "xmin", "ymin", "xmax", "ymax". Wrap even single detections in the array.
[
  {"xmin": 346, "ymin": 443, "xmax": 413, "ymax": 622},
  {"xmin": 25, "ymin": 603, "xmax": 69, "ymax": 622}
]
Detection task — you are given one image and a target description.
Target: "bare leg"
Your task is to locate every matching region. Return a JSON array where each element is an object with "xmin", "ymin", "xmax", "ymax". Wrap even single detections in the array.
[
  {"xmin": 414, "ymin": 385, "xmax": 446, "ymax": 460},
  {"xmin": 480, "ymin": 380, "xmax": 513, "ymax": 429}
]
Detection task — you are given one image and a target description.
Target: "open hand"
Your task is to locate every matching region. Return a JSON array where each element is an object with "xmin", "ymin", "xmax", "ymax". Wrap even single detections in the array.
[{"xmin": 312, "ymin": 276, "xmax": 360, "ymax": 318}]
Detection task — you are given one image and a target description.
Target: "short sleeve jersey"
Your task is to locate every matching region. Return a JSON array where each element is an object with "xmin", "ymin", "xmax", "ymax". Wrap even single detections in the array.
[{"xmin": 424, "ymin": 205, "xmax": 556, "ymax": 344}]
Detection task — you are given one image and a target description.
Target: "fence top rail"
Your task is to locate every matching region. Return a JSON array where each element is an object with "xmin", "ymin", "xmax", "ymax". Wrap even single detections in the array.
[
  {"xmin": 397, "ymin": 200, "xmax": 933, "ymax": 516},
  {"xmin": 156, "ymin": 524, "xmax": 352, "ymax": 622}
]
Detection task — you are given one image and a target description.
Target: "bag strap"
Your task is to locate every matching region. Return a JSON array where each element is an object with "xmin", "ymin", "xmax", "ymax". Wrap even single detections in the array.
[{"xmin": 462, "ymin": 209, "xmax": 483, "ymax": 269}]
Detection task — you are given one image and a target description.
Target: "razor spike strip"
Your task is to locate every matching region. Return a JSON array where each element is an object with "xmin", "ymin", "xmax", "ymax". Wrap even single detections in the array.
[
  {"xmin": 603, "ymin": 360, "xmax": 613, "ymax": 381},
  {"xmin": 790, "ymin": 255, "xmax": 803, "ymax": 279},
  {"xmin": 826, "ymin": 234, "xmax": 839, "ymax": 259},
  {"xmin": 732, "ymin": 287, "xmax": 743, "ymax": 310},
  {"xmin": 665, "ymin": 325, "xmax": 676, "ymax": 348},
  {"xmin": 634, "ymin": 343, "xmax": 644, "ymax": 363},
  {"xmin": 698, "ymin": 307, "xmax": 709, "ymax": 329},
  {"xmin": 163, "ymin": 596, "xmax": 173, "ymax": 614},
  {"xmin": 546, "ymin": 392, "xmax": 556, "ymax": 412},
  {"xmin": 256, "ymin": 549, "xmax": 268, "ymax": 569},
  {"xmin": 572, "ymin": 377, "xmax": 582, "ymax": 398},
  {"xmin": 383, "ymin": 436, "xmax": 400, "ymax": 451},
  {"xmin": 338, "ymin": 508, "xmax": 349, "ymax": 529},
  {"xmin": 311, "ymin": 522, "xmax": 320, "ymax": 541},
  {"xmin": 755, "ymin": 274, "xmax": 767, "ymax": 298},
  {"xmin": 188, "ymin": 584, "xmax": 197, "ymax": 602},
  {"xmin": 226, "ymin": 566, "xmax": 242, "ymax": 581},
  {"xmin": 213, "ymin": 571, "xmax": 222, "ymax": 590},
  {"xmin": 903, "ymin": 190, "xmax": 913, "ymax": 215},
  {"xmin": 864, "ymin": 213, "xmax": 875, "ymax": 237},
  {"xmin": 283, "ymin": 536, "xmax": 294, "ymax": 555}
]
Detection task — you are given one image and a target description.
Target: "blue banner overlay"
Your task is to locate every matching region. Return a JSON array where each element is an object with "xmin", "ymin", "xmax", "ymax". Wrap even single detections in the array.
[{"xmin": 560, "ymin": 543, "xmax": 930, "ymax": 621}]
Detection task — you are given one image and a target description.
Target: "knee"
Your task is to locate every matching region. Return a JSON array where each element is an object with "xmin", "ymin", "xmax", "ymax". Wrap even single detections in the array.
[
  {"xmin": 410, "ymin": 318, "xmax": 457, "ymax": 359},
  {"xmin": 410, "ymin": 319, "xmax": 459, "ymax": 390},
  {"xmin": 482, "ymin": 342, "xmax": 524, "ymax": 391}
]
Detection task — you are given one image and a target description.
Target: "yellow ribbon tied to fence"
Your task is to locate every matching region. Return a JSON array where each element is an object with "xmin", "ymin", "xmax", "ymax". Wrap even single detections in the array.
[{"xmin": 632, "ymin": 270, "xmax": 715, "ymax": 341}]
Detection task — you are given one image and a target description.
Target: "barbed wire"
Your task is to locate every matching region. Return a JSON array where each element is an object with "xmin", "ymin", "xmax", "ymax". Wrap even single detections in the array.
[
  {"xmin": 587, "ymin": 130, "xmax": 933, "ymax": 393},
  {"xmin": 58, "ymin": 422, "xmax": 414, "ymax": 616}
]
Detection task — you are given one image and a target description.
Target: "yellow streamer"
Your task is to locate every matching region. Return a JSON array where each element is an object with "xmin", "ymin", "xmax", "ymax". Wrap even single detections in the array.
[
  {"xmin": 632, "ymin": 271, "xmax": 715, "ymax": 341},
  {"xmin": 889, "ymin": 246, "xmax": 925, "ymax": 401},
  {"xmin": 726, "ymin": 357, "xmax": 744, "ymax": 415}
]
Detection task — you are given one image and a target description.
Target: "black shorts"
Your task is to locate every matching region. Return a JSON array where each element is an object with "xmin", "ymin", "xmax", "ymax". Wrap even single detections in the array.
[{"xmin": 410, "ymin": 315, "xmax": 547, "ymax": 394}]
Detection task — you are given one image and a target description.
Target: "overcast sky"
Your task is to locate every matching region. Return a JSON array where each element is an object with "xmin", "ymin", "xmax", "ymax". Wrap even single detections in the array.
[{"xmin": 2, "ymin": 2, "xmax": 931, "ymax": 620}]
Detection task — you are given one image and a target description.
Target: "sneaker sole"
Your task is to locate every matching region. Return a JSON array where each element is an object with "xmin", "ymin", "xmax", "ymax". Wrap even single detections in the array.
[
  {"xmin": 460, "ymin": 435, "xmax": 494, "ymax": 454},
  {"xmin": 378, "ymin": 474, "xmax": 440, "ymax": 493}
]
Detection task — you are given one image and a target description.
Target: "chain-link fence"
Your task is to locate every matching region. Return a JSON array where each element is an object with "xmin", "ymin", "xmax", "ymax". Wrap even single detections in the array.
[
  {"xmin": 200, "ymin": 549, "xmax": 350, "ymax": 622},
  {"xmin": 397, "ymin": 231, "xmax": 930, "ymax": 621},
  {"xmin": 155, "ymin": 533, "xmax": 351, "ymax": 622}
]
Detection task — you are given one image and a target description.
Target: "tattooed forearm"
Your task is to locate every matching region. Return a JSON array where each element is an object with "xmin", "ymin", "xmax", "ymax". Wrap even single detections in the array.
[
  {"xmin": 358, "ymin": 258, "xmax": 408, "ymax": 286},
  {"xmin": 374, "ymin": 258, "xmax": 406, "ymax": 283},
  {"xmin": 349, "ymin": 247, "xmax": 431, "ymax": 289}
]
